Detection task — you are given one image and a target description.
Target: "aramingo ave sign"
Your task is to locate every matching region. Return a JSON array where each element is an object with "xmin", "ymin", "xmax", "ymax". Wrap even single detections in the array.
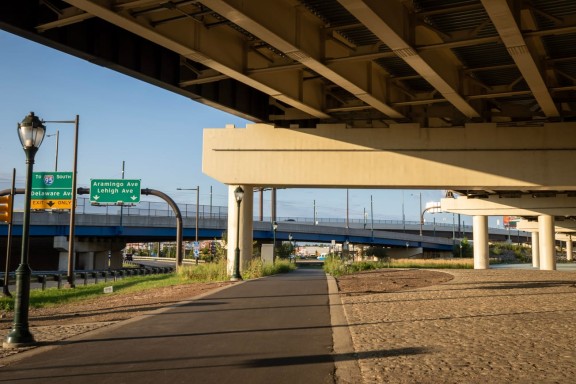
[{"xmin": 90, "ymin": 179, "xmax": 141, "ymax": 205}]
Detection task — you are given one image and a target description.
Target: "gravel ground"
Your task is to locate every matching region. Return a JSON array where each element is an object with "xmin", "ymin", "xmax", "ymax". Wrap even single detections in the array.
[
  {"xmin": 2, "ymin": 267, "xmax": 575, "ymax": 384},
  {"xmin": 338, "ymin": 268, "xmax": 576, "ymax": 384}
]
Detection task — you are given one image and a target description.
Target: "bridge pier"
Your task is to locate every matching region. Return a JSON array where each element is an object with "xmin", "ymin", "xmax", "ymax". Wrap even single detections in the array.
[
  {"xmin": 473, "ymin": 216, "xmax": 489, "ymax": 269},
  {"xmin": 531, "ymin": 232, "xmax": 540, "ymax": 268},
  {"xmin": 226, "ymin": 185, "xmax": 254, "ymax": 277},
  {"xmin": 567, "ymin": 235, "xmax": 573, "ymax": 262},
  {"xmin": 538, "ymin": 215, "xmax": 556, "ymax": 270},
  {"xmin": 54, "ymin": 236, "xmax": 126, "ymax": 271}
]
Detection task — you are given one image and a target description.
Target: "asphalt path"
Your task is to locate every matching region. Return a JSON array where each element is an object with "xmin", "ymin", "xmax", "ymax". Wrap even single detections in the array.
[{"xmin": 0, "ymin": 268, "xmax": 336, "ymax": 384}]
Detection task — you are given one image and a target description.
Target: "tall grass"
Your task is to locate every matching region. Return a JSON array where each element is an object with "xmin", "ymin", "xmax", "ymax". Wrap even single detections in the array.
[
  {"xmin": 177, "ymin": 259, "xmax": 229, "ymax": 281},
  {"xmin": 0, "ymin": 259, "xmax": 297, "ymax": 312},
  {"xmin": 176, "ymin": 258, "xmax": 296, "ymax": 281},
  {"xmin": 389, "ymin": 258, "xmax": 474, "ymax": 269},
  {"xmin": 323, "ymin": 257, "xmax": 474, "ymax": 277},
  {"xmin": 242, "ymin": 259, "xmax": 295, "ymax": 279},
  {"xmin": 0, "ymin": 274, "xmax": 183, "ymax": 311}
]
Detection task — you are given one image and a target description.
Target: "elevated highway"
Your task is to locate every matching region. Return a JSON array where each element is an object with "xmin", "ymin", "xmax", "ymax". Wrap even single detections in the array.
[
  {"xmin": 2, "ymin": 1, "xmax": 575, "ymax": 271},
  {"xmin": 1, "ymin": 197, "xmax": 526, "ymax": 271}
]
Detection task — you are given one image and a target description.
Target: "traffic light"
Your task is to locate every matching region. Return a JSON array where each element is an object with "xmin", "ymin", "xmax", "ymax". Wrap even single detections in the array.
[{"xmin": 0, "ymin": 195, "xmax": 13, "ymax": 223}]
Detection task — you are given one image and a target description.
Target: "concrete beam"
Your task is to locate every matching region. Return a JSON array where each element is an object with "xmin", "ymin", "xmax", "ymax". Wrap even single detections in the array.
[
  {"xmin": 203, "ymin": 122, "xmax": 576, "ymax": 189},
  {"xmin": 517, "ymin": 219, "xmax": 576, "ymax": 233},
  {"xmin": 481, "ymin": 0, "xmax": 559, "ymax": 117},
  {"xmin": 339, "ymin": 0, "xmax": 479, "ymax": 118},
  {"xmin": 201, "ymin": 0, "xmax": 404, "ymax": 119},
  {"xmin": 441, "ymin": 195, "xmax": 576, "ymax": 216},
  {"xmin": 66, "ymin": 0, "xmax": 329, "ymax": 119}
]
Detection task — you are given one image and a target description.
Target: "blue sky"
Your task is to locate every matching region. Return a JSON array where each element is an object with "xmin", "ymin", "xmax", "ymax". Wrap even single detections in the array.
[{"xmin": 0, "ymin": 29, "xmax": 476, "ymax": 227}]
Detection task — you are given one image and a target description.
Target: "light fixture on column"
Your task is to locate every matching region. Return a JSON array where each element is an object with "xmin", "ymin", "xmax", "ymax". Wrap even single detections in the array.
[
  {"xmin": 4, "ymin": 112, "xmax": 46, "ymax": 348},
  {"xmin": 231, "ymin": 186, "xmax": 244, "ymax": 281}
]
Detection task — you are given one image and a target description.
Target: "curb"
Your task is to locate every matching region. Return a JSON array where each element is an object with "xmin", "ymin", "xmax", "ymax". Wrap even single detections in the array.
[{"xmin": 327, "ymin": 274, "xmax": 362, "ymax": 384}]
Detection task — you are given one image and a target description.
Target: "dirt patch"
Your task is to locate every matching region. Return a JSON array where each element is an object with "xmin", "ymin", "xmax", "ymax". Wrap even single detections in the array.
[
  {"xmin": 1, "ymin": 281, "xmax": 233, "ymax": 328},
  {"xmin": 336, "ymin": 269, "xmax": 454, "ymax": 295}
]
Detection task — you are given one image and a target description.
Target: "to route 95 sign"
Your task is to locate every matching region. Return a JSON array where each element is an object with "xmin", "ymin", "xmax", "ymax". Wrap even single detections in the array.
[
  {"xmin": 90, "ymin": 179, "xmax": 141, "ymax": 205},
  {"xmin": 31, "ymin": 172, "xmax": 73, "ymax": 210}
]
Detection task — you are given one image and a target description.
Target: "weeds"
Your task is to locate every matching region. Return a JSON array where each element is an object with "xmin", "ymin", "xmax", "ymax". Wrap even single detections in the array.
[
  {"xmin": 177, "ymin": 259, "xmax": 228, "ymax": 281},
  {"xmin": 0, "ymin": 259, "xmax": 297, "ymax": 312},
  {"xmin": 323, "ymin": 257, "xmax": 474, "ymax": 276}
]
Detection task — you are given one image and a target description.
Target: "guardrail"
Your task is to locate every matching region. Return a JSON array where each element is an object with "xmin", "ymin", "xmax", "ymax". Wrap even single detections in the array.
[{"xmin": 1, "ymin": 264, "xmax": 175, "ymax": 291}]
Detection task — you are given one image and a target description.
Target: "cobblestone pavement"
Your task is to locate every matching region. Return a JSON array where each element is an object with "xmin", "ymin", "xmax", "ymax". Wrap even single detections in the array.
[{"xmin": 340, "ymin": 269, "xmax": 576, "ymax": 384}]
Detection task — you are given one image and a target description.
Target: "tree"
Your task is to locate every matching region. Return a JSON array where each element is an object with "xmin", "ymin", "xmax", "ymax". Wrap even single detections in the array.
[
  {"xmin": 365, "ymin": 246, "xmax": 388, "ymax": 259},
  {"xmin": 276, "ymin": 242, "xmax": 294, "ymax": 259}
]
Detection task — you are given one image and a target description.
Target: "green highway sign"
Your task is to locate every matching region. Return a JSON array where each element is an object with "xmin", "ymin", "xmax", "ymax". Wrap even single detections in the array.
[
  {"xmin": 90, "ymin": 179, "xmax": 141, "ymax": 205},
  {"xmin": 31, "ymin": 172, "xmax": 73, "ymax": 209}
]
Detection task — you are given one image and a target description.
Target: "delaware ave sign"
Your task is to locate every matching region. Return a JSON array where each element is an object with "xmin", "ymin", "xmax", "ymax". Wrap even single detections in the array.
[
  {"xmin": 31, "ymin": 172, "xmax": 73, "ymax": 209},
  {"xmin": 90, "ymin": 179, "xmax": 141, "ymax": 205}
]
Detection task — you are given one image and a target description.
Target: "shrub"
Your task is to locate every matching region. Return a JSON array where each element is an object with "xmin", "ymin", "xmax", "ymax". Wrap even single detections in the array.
[
  {"xmin": 177, "ymin": 259, "xmax": 228, "ymax": 282},
  {"xmin": 243, "ymin": 258, "xmax": 295, "ymax": 279},
  {"xmin": 323, "ymin": 255, "xmax": 347, "ymax": 277}
]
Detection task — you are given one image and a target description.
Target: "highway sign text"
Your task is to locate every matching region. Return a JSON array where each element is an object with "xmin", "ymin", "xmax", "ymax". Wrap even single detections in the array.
[
  {"xmin": 31, "ymin": 172, "xmax": 73, "ymax": 210},
  {"xmin": 90, "ymin": 179, "xmax": 141, "ymax": 205}
]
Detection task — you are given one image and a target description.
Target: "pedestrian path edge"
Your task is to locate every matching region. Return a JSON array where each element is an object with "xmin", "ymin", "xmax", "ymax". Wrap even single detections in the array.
[{"xmin": 327, "ymin": 274, "xmax": 362, "ymax": 384}]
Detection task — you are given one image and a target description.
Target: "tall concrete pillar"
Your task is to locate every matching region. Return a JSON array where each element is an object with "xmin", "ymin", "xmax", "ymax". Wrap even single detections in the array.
[
  {"xmin": 531, "ymin": 232, "xmax": 540, "ymax": 268},
  {"xmin": 227, "ymin": 185, "xmax": 254, "ymax": 277},
  {"xmin": 473, "ymin": 215, "xmax": 489, "ymax": 269},
  {"xmin": 240, "ymin": 187, "xmax": 254, "ymax": 270},
  {"xmin": 538, "ymin": 215, "xmax": 556, "ymax": 270},
  {"xmin": 566, "ymin": 235, "xmax": 573, "ymax": 262}
]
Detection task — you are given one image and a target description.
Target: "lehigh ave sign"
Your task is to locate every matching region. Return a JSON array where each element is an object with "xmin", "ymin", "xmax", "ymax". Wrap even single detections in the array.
[{"xmin": 90, "ymin": 179, "xmax": 141, "ymax": 205}]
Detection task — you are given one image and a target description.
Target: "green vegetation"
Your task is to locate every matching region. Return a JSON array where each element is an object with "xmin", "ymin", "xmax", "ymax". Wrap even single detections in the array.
[
  {"xmin": 177, "ymin": 258, "xmax": 296, "ymax": 281},
  {"xmin": 242, "ymin": 259, "xmax": 296, "ymax": 279},
  {"xmin": 323, "ymin": 256, "xmax": 474, "ymax": 277},
  {"xmin": 454, "ymin": 238, "xmax": 474, "ymax": 258},
  {"xmin": 177, "ymin": 259, "xmax": 229, "ymax": 281},
  {"xmin": 489, "ymin": 242, "xmax": 531, "ymax": 263},
  {"xmin": 0, "ymin": 274, "xmax": 183, "ymax": 311},
  {"xmin": 0, "ymin": 258, "xmax": 296, "ymax": 312}
]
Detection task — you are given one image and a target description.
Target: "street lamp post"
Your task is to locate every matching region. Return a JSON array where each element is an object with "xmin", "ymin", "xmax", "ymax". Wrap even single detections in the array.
[
  {"xmin": 272, "ymin": 221, "xmax": 278, "ymax": 263},
  {"xmin": 231, "ymin": 186, "xmax": 244, "ymax": 281},
  {"xmin": 177, "ymin": 186, "xmax": 200, "ymax": 263},
  {"xmin": 4, "ymin": 112, "xmax": 46, "ymax": 348},
  {"xmin": 411, "ymin": 192, "xmax": 423, "ymax": 236},
  {"xmin": 46, "ymin": 130, "xmax": 59, "ymax": 171},
  {"xmin": 418, "ymin": 193, "xmax": 423, "ymax": 236},
  {"xmin": 289, "ymin": 233, "xmax": 293, "ymax": 263},
  {"xmin": 43, "ymin": 116, "xmax": 80, "ymax": 288}
]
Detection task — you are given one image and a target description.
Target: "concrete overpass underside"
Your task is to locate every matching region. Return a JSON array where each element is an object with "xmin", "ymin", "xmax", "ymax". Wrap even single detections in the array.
[{"xmin": 3, "ymin": 0, "xmax": 576, "ymax": 272}]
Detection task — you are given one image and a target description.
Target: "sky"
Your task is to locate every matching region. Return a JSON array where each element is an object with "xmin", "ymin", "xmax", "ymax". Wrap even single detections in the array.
[{"xmin": 0, "ymin": 29, "xmax": 481, "ymax": 227}]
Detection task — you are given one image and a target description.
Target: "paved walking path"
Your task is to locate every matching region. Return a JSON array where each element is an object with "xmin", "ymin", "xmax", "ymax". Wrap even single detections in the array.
[{"xmin": 0, "ymin": 268, "xmax": 337, "ymax": 384}]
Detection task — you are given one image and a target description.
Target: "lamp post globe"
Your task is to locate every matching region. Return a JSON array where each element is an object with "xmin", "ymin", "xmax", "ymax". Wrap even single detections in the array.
[
  {"xmin": 231, "ymin": 186, "xmax": 244, "ymax": 281},
  {"xmin": 4, "ymin": 112, "xmax": 46, "ymax": 348},
  {"xmin": 17, "ymin": 112, "xmax": 46, "ymax": 153}
]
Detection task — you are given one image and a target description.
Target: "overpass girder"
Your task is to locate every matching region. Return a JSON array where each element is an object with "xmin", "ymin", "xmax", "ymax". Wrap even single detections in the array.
[
  {"xmin": 517, "ymin": 219, "xmax": 576, "ymax": 233},
  {"xmin": 65, "ymin": 0, "xmax": 329, "ymax": 120},
  {"xmin": 441, "ymin": 194, "xmax": 576, "ymax": 217},
  {"xmin": 204, "ymin": 122, "xmax": 576, "ymax": 189}
]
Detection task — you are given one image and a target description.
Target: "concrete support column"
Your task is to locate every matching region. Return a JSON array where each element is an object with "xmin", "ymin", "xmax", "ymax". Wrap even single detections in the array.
[
  {"xmin": 226, "ymin": 185, "xmax": 254, "ymax": 276},
  {"xmin": 240, "ymin": 187, "xmax": 254, "ymax": 270},
  {"xmin": 538, "ymin": 215, "xmax": 556, "ymax": 270},
  {"xmin": 531, "ymin": 232, "xmax": 540, "ymax": 268},
  {"xmin": 566, "ymin": 235, "xmax": 573, "ymax": 262},
  {"xmin": 473, "ymin": 216, "xmax": 489, "ymax": 269}
]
